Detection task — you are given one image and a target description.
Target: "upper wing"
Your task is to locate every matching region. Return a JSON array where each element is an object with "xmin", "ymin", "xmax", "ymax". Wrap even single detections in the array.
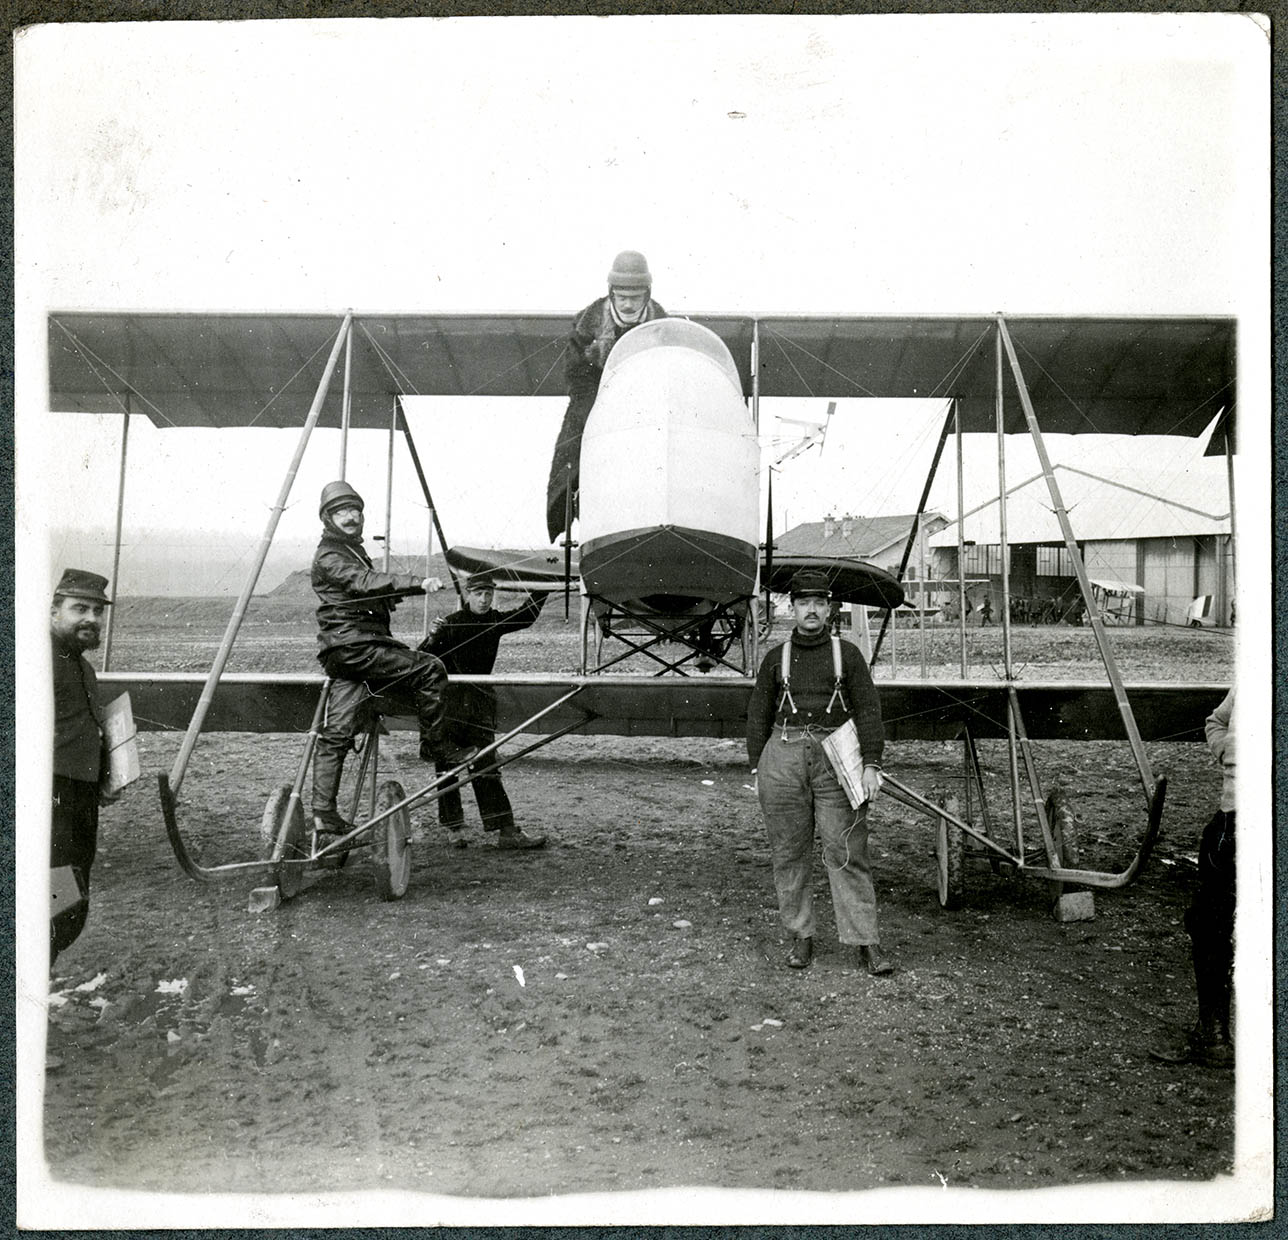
[
  {"xmin": 48, "ymin": 311, "xmax": 571, "ymax": 428},
  {"xmin": 49, "ymin": 310, "xmax": 1235, "ymax": 439}
]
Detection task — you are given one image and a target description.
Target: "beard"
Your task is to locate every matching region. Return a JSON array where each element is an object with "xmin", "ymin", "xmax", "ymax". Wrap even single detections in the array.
[{"xmin": 71, "ymin": 623, "xmax": 102, "ymax": 650}]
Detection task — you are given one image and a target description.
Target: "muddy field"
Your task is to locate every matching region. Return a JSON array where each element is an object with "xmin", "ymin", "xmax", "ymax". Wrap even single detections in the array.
[{"xmin": 34, "ymin": 607, "xmax": 1248, "ymax": 1221}]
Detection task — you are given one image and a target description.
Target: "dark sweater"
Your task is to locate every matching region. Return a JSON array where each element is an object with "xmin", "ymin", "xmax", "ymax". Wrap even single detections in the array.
[
  {"xmin": 745, "ymin": 629, "xmax": 885, "ymax": 769},
  {"xmin": 420, "ymin": 594, "xmax": 545, "ymax": 675}
]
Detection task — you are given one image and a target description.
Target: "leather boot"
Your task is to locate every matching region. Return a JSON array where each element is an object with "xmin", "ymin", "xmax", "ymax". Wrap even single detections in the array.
[{"xmin": 312, "ymin": 744, "xmax": 348, "ymax": 828}]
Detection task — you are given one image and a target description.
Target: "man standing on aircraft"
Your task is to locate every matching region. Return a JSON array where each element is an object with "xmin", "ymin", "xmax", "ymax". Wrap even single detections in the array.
[
  {"xmin": 746, "ymin": 570, "xmax": 893, "ymax": 975},
  {"xmin": 420, "ymin": 571, "xmax": 549, "ymax": 851},
  {"xmin": 545, "ymin": 249, "xmax": 667, "ymax": 541},
  {"xmin": 50, "ymin": 568, "xmax": 118, "ymax": 963},
  {"xmin": 1150, "ymin": 687, "xmax": 1236, "ymax": 1068},
  {"xmin": 310, "ymin": 481, "xmax": 447, "ymax": 834}
]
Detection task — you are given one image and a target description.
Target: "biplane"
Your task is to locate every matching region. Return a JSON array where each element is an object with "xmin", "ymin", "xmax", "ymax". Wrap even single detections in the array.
[{"xmin": 47, "ymin": 308, "xmax": 1235, "ymax": 912}]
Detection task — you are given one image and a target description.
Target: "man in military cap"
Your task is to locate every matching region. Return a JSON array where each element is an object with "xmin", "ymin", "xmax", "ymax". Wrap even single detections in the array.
[
  {"xmin": 420, "ymin": 571, "xmax": 549, "ymax": 850},
  {"xmin": 50, "ymin": 568, "xmax": 117, "ymax": 962},
  {"xmin": 746, "ymin": 569, "xmax": 893, "ymax": 975},
  {"xmin": 545, "ymin": 249, "xmax": 667, "ymax": 541},
  {"xmin": 311, "ymin": 480, "xmax": 448, "ymax": 833}
]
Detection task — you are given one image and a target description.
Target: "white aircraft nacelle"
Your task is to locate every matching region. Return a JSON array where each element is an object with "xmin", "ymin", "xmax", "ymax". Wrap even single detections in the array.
[{"xmin": 579, "ymin": 317, "xmax": 760, "ymax": 615}]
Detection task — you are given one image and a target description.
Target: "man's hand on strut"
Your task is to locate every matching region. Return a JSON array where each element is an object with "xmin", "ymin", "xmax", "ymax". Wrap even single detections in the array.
[{"xmin": 860, "ymin": 765, "xmax": 882, "ymax": 802}]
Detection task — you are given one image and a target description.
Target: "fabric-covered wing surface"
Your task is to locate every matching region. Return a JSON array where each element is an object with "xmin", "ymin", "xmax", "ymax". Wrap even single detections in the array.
[
  {"xmin": 751, "ymin": 315, "xmax": 1235, "ymax": 436},
  {"xmin": 48, "ymin": 312, "xmax": 571, "ymax": 428},
  {"xmin": 49, "ymin": 311, "xmax": 1235, "ymax": 439}
]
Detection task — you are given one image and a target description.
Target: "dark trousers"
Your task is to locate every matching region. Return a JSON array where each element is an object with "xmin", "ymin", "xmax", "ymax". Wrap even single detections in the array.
[
  {"xmin": 1185, "ymin": 809, "xmax": 1236, "ymax": 1035},
  {"xmin": 51, "ymin": 776, "xmax": 98, "ymax": 962},
  {"xmin": 435, "ymin": 719, "xmax": 514, "ymax": 832},
  {"xmin": 313, "ymin": 643, "xmax": 446, "ymax": 814},
  {"xmin": 546, "ymin": 390, "xmax": 595, "ymax": 542}
]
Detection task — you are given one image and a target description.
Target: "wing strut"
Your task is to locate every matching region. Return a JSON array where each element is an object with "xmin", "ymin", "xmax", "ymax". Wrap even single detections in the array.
[
  {"xmin": 164, "ymin": 312, "xmax": 354, "ymax": 800},
  {"xmin": 996, "ymin": 316, "xmax": 1156, "ymax": 805},
  {"xmin": 870, "ymin": 400, "xmax": 955, "ymax": 666},
  {"xmin": 396, "ymin": 402, "xmax": 464, "ymax": 605},
  {"xmin": 102, "ymin": 408, "xmax": 131, "ymax": 670}
]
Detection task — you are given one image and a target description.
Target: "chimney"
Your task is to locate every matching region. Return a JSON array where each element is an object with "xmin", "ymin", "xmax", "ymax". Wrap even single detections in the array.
[
  {"xmin": 823, "ymin": 513, "xmax": 835, "ymax": 539},
  {"xmin": 841, "ymin": 513, "xmax": 854, "ymax": 538}
]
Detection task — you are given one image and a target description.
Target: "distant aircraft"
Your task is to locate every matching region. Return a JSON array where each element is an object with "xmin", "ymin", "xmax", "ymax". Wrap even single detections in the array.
[{"xmin": 47, "ymin": 308, "xmax": 1234, "ymax": 906}]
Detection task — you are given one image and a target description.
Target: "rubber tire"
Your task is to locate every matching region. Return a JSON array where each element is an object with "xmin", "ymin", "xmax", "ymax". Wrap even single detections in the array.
[
  {"xmin": 261, "ymin": 785, "xmax": 308, "ymax": 900},
  {"xmin": 1045, "ymin": 787, "xmax": 1079, "ymax": 899},
  {"xmin": 936, "ymin": 794, "xmax": 966, "ymax": 910},
  {"xmin": 371, "ymin": 780, "xmax": 412, "ymax": 902}
]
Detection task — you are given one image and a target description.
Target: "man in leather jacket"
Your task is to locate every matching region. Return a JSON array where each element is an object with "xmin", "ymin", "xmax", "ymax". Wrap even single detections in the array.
[
  {"xmin": 310, "ymin": 480, "xmax": 447, "ymax": 833},
  {"xmin": 545, "ymin": 250, "xmax": 666, "ymax": 541}
]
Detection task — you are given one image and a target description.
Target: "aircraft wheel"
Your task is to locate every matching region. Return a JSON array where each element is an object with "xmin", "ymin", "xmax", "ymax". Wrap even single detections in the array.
[
  {"xmin": 935, "ymin": 794, "xmax": 966, "ymax": 910},
  {"xmin": 1045, "ymin": 786, "xmax": 1079, "ymax": 900},
  {"xmin": 371, "ymin": 780, "xmax": 412, "ymax": 902},
  {"xmin": 260, "ymin": 786, "xmax": 308, "ymax": 900}
]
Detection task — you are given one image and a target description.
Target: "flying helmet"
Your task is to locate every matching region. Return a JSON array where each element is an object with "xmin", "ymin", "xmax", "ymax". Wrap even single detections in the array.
[
  {"xmin": 607, "ymin": 250, "xmax": 652, "ymax": 291},
  {"xmin": 319, "ymin": 480, "xmax": 365, "ymax": 520}
]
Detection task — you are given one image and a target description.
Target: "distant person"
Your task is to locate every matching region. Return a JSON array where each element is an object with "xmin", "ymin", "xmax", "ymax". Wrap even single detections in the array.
[
  {"xmin": 1151, "ymin": 688, "xmax": 1236, "ymax": 1068},
  {"xmin": 979, "ymin": 596, "xmax": 993, "ymax": 626},
  {"xmin": 50, "ymin": 569, "xmax": 118, "ymax": 964},
  {"xmin": 746, "ymin": 569, "xmax": 892, "ymax": 975},
  {"xmin": 310, "ymin": 481, "xmax": 447, "ymax": 834},
  {"xmin": 545, "ymin": 250, "xmax": 667, "ymax": 541},
  {"xmin": 420, "ymin": 572, "xmax": 549, "ymax": 851}
]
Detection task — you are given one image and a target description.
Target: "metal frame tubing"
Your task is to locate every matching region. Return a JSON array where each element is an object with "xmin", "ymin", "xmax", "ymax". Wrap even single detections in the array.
[
  {"xmin": 882, "ymin": 770, "xmax": 1166, "ymax": 891},
  {"xmin": 165, "ymin": 311, "xmax": 354, "ymax": 798},
  {"xmin": 339, "ymin": 325, "xmax": 353, "ymax": 478},
  {"xmin": 955, "ymin": 400, "xmax": 967, "ymax": 677},
  {"xmin": 102, "ymin": 408, "xmax": 131, "ymax": 670},
  {"xmin": 995, "ymin": 327, "xmax": 1024, "ymax": 853},
  {"xmin": 1225, "ymin": 416, "xmax": 1237, "ymax": 612},
  {"xmin": 383, "ymin": 399, "xmax": 397, "ymax": 572},
  {"xmin": 396, "ymin": 402, "xmax": 464, "ymax": 605},
  {"xmin": 997, "ymin": 316, "xmax": 1155, "ymax": 803},
  {"xmin": 268, "ymin": 682, "xmax": 334, "ymax": 866},
  {"xmin": 871, "ymin": 402, "xmax": 955, "ymax": 665},
  {"xmin": 313, "ymin": 686, "xmax": 591, "ymax": 854}
]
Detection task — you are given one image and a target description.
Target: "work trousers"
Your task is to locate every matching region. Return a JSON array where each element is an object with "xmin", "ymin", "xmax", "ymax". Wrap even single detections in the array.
[
  {"xmin": 756, "ymin": 730, "xmax": 878, "ymax": 946},
  {"xmin": 1185, "ymin": 809, "xmax": 1236, "ymax": 1035},
  {"xmin": 51, "ymin": 775, "xmax": 99, "ymax": 962},
  {"xmin": 313, "ymin": 644, "xmax": 446, "ymax": 813},
  {"xmin": 435, "ymin": 719, "xmax": 515, "ymax": 833}
]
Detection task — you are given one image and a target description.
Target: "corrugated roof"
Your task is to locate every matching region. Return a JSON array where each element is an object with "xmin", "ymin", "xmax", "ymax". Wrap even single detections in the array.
[
  {"xmin": 772, "ymin": 512, "xmax": 947, "ymax": 561},
  {"xmin": 927, "ymin": 466, "xmax": 1230, "ymax": 546}
]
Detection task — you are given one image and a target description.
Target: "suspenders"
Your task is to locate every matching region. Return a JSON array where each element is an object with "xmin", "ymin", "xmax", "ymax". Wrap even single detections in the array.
[{"xmin": 776, "ymin": 635, "xmax": 850, "ymax": 738}]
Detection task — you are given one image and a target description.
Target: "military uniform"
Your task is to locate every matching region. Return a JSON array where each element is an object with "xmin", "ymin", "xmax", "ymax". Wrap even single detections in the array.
[{"xmin": 50, "ymin": 569, "xmax": 112, "ymax": 963}]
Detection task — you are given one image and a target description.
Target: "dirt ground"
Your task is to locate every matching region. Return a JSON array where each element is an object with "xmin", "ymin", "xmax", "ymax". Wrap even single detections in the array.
[{"xmin": 37, "ymin": 613, "xmax": 1242, "ymax": 1212}]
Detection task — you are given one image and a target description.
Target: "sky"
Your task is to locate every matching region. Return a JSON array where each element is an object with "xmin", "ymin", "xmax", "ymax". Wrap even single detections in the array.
[
  {"xmin": 12, "ymin": 12, "xmax": 1274, "ymax": 1227},
  {"xmin": 15, "ymin": 13, "xmax": 1267, "ymax": 595}
]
